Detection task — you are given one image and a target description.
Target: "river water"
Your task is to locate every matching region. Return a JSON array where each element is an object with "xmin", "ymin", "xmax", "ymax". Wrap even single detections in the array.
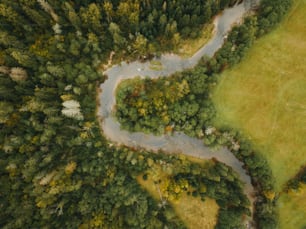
[{"xmin": 99, "ymin": 2, "xmax": 256, "ymax": 210}]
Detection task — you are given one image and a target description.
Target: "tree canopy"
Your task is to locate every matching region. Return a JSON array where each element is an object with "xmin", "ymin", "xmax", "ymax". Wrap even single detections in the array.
[{"xmin": 0, "ymin": 0, "xmax": 293, "ymax": 228}]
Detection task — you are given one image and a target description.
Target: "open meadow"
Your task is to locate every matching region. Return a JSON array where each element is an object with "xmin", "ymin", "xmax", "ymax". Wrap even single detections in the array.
[
  {"xmin": 212, "ymin": 0, "xmax": 306, "ymax": 227},
  {"xmin": 212, "ymin": 0, "xmax": 306, "ymax": 191},
  {"xmin": 278, "ymin": 184, "xmax": 306, "ymax": 229}
]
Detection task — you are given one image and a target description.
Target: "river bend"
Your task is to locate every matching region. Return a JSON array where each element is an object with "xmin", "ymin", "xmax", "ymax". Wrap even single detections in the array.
[{"xmin": 99, "ymin": 2, "xmax": 257, "ymax": 211}]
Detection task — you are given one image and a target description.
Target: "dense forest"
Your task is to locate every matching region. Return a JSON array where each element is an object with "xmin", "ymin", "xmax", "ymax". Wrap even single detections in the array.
[{"xmin": 0, "ymin": 0, "xmax": 293, "ymax": 228}]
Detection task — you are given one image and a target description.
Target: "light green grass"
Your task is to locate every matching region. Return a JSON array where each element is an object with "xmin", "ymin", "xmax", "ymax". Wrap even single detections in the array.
[
  {"xmin": 278, "ymin": 184, "xmax": 306, "ymax": 229},
  {"xmin": 212, "ymin": 0, "xmax": 306, "ymax": 191},
  {"xmin": 212, "ymin": 0, "xmax": 306, "ymax": 227}
]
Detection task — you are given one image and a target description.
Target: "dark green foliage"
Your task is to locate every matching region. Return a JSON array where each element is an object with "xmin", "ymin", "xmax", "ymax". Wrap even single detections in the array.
[
  {"xmin": 0, "ymin": 0, "xmax": 204, "ymax": 227},
  {"xmin": 254, "ymin": 198, "xmax": 278, "ymax": 229},
  {"xmin": 257, "ymin": 0, "xmax": 292, "ymax": 36},
  {"xmin": 205, "ymin": 15, "xmax": 258, "ymax": 74},
  {"xmin": 116, "ymin": 66, "xmax": 214, "ymax": 136},
  {"xmin": 285, "ymin": 166, "xmax": 306, "ymax": 191},
  {"xmin": 139, "ymin": 0, "xmax": 240, "ymax": 39},
  {"xmin": 216, "ymin": 208, "xmax": 247, "ymax": 229}
]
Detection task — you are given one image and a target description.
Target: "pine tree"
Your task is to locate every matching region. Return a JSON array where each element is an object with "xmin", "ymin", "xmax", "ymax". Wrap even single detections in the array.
[
  {"xmin": 0, "ymin": 101, "xmax": 14, "ymax": 123},
  {"xmin": 63, "ymin": 2, "xmax": 81, "ymax": 30},
  {"xmin": 46, "ymin": 63, "xmax": 65, "ymax": 78},
  {"xmin": 116, "ymin": 0, "xmax": 140, "ymax": 32},
  {"xmin": 0, "ymin": 3, "xmax": 25, "ymax": 28},
  {"xmin": 0, "ymin": 76, "xmax": 17, "ymax": 101},
  {"xmin": 22, "ymin": 5, "xmax": 49, "ymax": 28},
  {"xmin": 108, "ymin": 22, "xmax": 126, "ymax": 49},
  {"xmin": 0, "ymin": 32, "xmax": 22, "ymax": 48},
  {"xmin": 103, "ymin": 1, "xmax": 114, "ymax": 23},
  {"xmin": 10, "ymin": 50, "xmax": 36, "ymax": 68},
  {"xmin": 133, "ymin": 34, "xmax": 148, "ymax": 55},
  {"xmin": 80, "ymin": 3, "xmax": 103, "ymax": 32}
]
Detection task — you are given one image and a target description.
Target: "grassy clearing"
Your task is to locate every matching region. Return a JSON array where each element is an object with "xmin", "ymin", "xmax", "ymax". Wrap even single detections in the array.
[
  {"xmin": 278, "ymin": 184, "xmax": 306, "ymax": 229},
  {"xmin": 136, "ymin": 157, "xmax": 219, "ymax": 229},
  {"xmin": 137, "ymin": 176, "xmax": 219, "ymax": 229},
  {"xmin": 212, "ymin": 0, "xmax": 306, "ymax": 191},
  {"xmin": 176, "ymin": 23, "xmax": 214, "ymax": 58},
  {"xmin": 171, "ymin": 194, "xmax": 219, "ymax": 229}
]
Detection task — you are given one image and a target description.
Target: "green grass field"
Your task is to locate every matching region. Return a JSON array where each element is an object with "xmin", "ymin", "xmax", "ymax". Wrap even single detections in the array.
[
  {"xmin": 212, "ymin": 0, "xmax": 306, "ymax": 191},
  {"xmin": 212, "ymin": 0, "xmax": 306, "ymax": 227},
  {"xmin": 278, "ymin": 184, "xmax": 306, "ymax": 229}
]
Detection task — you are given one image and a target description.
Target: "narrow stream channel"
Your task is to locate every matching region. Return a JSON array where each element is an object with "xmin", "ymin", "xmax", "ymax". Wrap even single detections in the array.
[{"xmin": 99, "ymin": 2, "xmax": 258, "ymax": 215}]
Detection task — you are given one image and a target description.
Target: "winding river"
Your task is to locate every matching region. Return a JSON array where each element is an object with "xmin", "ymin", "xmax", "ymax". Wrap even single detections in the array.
[{"xmin": 99, "ymin": 1, "xmax": 258, "ymax": 215}]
